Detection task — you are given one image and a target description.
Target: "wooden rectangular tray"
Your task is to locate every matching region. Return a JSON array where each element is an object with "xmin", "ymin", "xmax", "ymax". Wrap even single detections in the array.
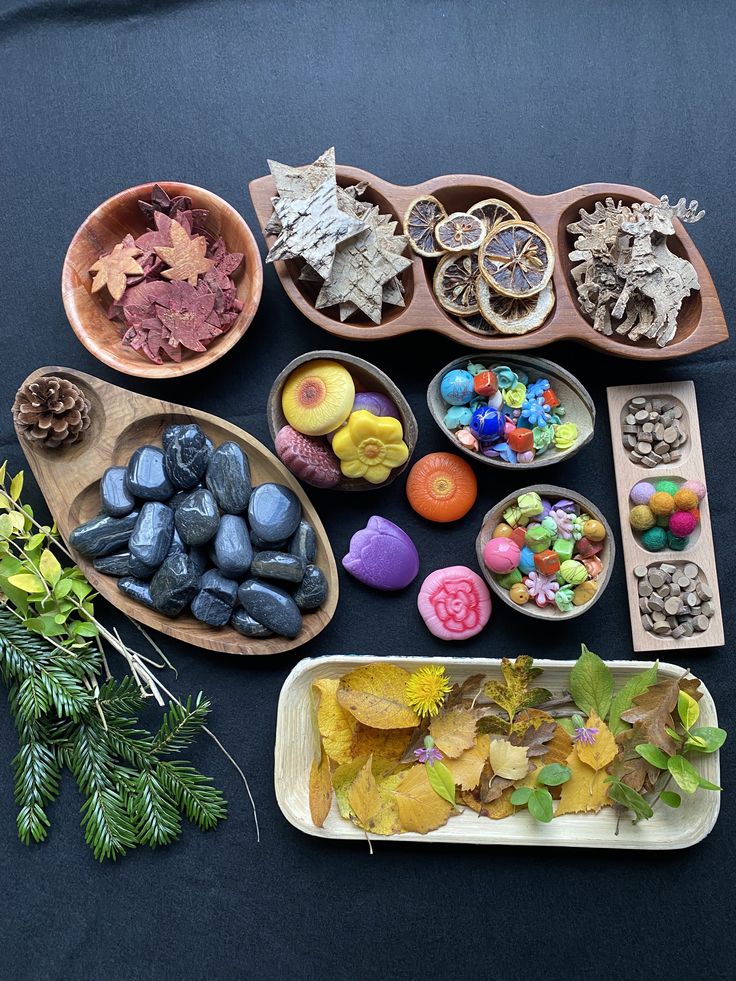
[
  {"xmin": 607, "ymin": 382, "xmax": 724, "ymax": 652},
  {"xmin": 275, "ymin": 655, "xmax": 720, "ymax": 849},
  {"xmin": 249, "ymin": 167, "xmax": 728, "ymax": 360}
]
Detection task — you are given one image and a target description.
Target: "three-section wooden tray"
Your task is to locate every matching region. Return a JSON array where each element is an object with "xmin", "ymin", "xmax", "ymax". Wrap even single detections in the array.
[{"xmin": 249, "ymin": 168, "xmax": 727, "ymax": 360}]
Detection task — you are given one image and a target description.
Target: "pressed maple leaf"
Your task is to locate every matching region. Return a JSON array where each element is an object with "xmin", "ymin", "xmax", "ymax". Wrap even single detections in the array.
[
  {"xmin": 135, "ymin": 211, "xmax": 176, "ymax": 252},
  {"xmin": 620, "ymin": 677, "xmax": 680, "ymax": 755},
  {"xmin": 155, "ymin": 219, "xmax": 214, "ymax": 285},
  {"xmin": 157, "ymin": 294, "xmax": 220, "ymax": 352},
  {"xmin": 90, "ymin": 242, "xmax": 144, "ymax": 301}
]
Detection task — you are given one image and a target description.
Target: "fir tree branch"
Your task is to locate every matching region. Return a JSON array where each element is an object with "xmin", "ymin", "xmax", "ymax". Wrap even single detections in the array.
[{"xmin": 152, "ymin": 695, "xmax": 211, "ymax": 756}]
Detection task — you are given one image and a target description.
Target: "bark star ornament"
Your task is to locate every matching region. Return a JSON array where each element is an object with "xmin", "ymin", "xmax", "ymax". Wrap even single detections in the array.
[
  {"xmin": 89, "ymin": 243, "xmax": 145, "ymax": 301},
  {"xmin": 155, "ymin": 218, "xmax": 214, "ymax": 286}
]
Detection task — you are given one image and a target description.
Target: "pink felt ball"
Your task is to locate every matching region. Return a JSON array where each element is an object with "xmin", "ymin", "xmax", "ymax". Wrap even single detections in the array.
[
  {"xmin": 669, "ymin": 510, "xmax": 697, "ymax": 538},
  {"xmin": 483, "ymin": 537, "xmax": 521, "ymax": 574},
  {"xmin": 682, "ymin": 479, "xmax": 707, "ymax": 501},
  {"xmin": 630, "ymin": 481, "xmax": 656, "ymax": 505}
]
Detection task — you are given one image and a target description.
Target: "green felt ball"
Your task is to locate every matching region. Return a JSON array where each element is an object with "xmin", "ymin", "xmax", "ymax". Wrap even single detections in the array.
[
  {"xmin": 667, "ymin": 531, "xmax": 689, "ymax": 551},
  {"xmin": 656, "ymin": 479, "xmax": 679, "ymax": 497},
  {"xmin": 641, "ymin": 526, "xmax": 668, "ymax": 552},
  {"xmin": 656, "ymin": 515, "xmax": 670, "ymax": 527}
]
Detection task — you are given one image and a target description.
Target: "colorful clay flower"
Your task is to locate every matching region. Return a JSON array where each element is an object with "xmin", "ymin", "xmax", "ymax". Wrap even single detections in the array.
[
  {"xmin": 466, "ymin": 362, "xmax": 486, "ymax": 376},
  {"xmin": 494, "ymin": 366, "xmax": 517, "ymax": 390},
  {"xmin": 417, "ymin": 566, "xmax": 492, "ymax": 640},
  {"xmin": 493, "ymin": 442, "xmax": 517, "ymax": 463},
  {"xmin": 443, "ymin": 406, "xmax": 472, "ymax": 429},
  {"xmin": 554, "ymin": 422, "xmax": 578, "ymax": 450},
  {"xmin": 524, "ymin": 570, "xmax": 560, "ymax": 606},
  {"xmin": 332, "ymin": 409, "xmax": 409, "ymax": 484},
  {"xmin": 523, "ymin": 397, "xmax": 551, "ymax": 428},
  {"xmin": 406, "ymin": 668, "xmax": 452, "ymax": 718},
  {"xmin": 548, "ymin": 507, "xmax": 574, "ymax": 539},
  {"xmin": 456, "ymin": 427, "xmax": 479, "ymax": 451},
  {"xmin": 526, "ymin": 378, "xmax": 550, "ymax": 399},
  {"xmin": 503, "ymin": 382, "xmax": 527, "ymax": 409},
  {"xmin": 533, "ymin": 425, "xmax": 555, "ymax": 453},
  {"xmin": 555, "ymin": 586, "xmax": 575, "ymax": 612},
  {"xmin": 415, "ymin": 736, "xmax": 444, "ymax": 765}
]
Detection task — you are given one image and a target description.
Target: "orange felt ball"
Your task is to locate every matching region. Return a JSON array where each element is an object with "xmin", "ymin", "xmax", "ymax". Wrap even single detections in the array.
[
  {"xmin": 689, "ymin": 508, "xmax": 700, "ymax": 525},
  {"xmin": 674, "ymin": 488, "xmax": 698, "ymax": 512},
  {"xmin": 406, "ymin": 452, "xmax": 478, "ymax": 523},
  {"xmin": 508, "ymin": 428, "xmax": 534, "ymax": 453},
  {"xmin": 649, "ymin": 491, "xmax": 675, "ymax": 516}
]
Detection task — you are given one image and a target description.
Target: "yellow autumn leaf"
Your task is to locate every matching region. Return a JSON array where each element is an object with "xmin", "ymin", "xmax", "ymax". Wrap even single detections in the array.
[
  {"xmin": 336, "ymin": 664, "xmax": 419, "ymax": 730},
  {"xmin": 443, "ymin": 734, "xmax": 490, "ymax": 791},
  {"xmin": 574, "ymin": 711, "xmax": 619, "ymax": 771},
  {"xmin": 555, "ymin": 750, "xmax": 611, "ymax": 816},
  {"xmin": 394, "ymin": 765, "xmax": 453, "ymax": 834},
  {"xmin": 543, "ymin": 723, "xmax": 574, "ymax": 766},
  {"xmin": 489, "ymin": 739, "xmax": 529, "ymax": 780},
  {"xmin": 9, "ymin": 471, "xmax": 23, "ymax": 501},
  {"xmin": 39, "ymin": 548, "xmax": 62, "ymax": 586},
  {"xmin": 361, "ymin": 773, "xmax": 403, "ymax": 836},
  {"xmin": 308, "ymin": 746, "xmax": 333, "ymax": 828},
  {"xmin": 7, "ymin": 573, "xmax": 45, "ymax": 594},
  {"xmin": 347, "ymin": 755, "xmax": 382, "ymax": 827},
  {"xmin": 332, "ymin": 755, "xmax": 371, "ymax": 819},
  {"xmin": 313, "ymin": 678, "xmax": 356, "ymax": 765},
  {"xmin": 351, "ymin": 723, "xmax": 411, "ymax": 764},
  {"xmin": 429, "ymin": 707, "xmax": 478, "ymax": 758},
  {"xmin": 483, "ymin": 787, "xmax": 515, "ymax": 820}
]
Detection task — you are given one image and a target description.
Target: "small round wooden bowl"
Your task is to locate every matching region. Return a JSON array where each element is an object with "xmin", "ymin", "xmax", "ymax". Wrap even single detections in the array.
[
  {"xmin": 475, "ymin": 484, "xmax": 616, "ymax": 621},
  {"xmin": 62, "ymin": 181, "xmax": 263, "ymax": 379},
  {"xmin": 428, "ymin": 354, "xmax": 595, "ymax": 470},
  {"xmin": 267, "ymin": 350, "xmax": 418, "ymax": 491}
]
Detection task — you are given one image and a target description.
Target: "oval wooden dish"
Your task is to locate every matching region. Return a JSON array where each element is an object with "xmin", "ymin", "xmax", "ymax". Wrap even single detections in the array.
[
  {"xmin": 475, "ymin": 484, "xmax": 615, "ymax": 621},
  {"xmin": 275, "ymin": 654, "xmax": 720, "ymax": 848},
  {"xmin": 428, "ymin": 354, "xmax": 595, "ymax": 470},
  {"xmin": 266, "ymin": 350, "xmax": 418, "ymax": 491},
  {"xmin": 249, "ymin": 167, "xmax": 727, "ymax": 360},
  {"xmin": 13, "ymin": 367, "xmax": 338, "ymax": 656},
  {"xmin": 62, "ymin": 181, "xmax": 263, "ymax": 379}
]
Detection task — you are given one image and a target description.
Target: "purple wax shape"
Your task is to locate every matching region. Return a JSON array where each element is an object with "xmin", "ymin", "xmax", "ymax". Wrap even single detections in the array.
[
  {"xmin": 326, "ymin": 392, "xmax": 398, "ymax": 443},
  {"xmin": 553, "ymin": 499, "xmax": 577, "ymax": 512},
  {"xmin": 539, "ymin": 498, "xmax": 554, "ymax": 519},
  {"xmin": 342, "ymin": 515, "xmax": 419, "ymax": 591}
]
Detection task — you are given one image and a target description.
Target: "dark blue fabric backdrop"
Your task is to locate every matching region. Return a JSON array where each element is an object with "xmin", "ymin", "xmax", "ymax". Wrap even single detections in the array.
[{"xmin": 0, "ymin": 1, "xmax": 734, "ymax": 978}]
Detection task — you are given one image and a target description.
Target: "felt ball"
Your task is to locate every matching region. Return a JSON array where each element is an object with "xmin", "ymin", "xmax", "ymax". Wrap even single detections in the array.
[
  {"xmin": 583, "ymin": 519, "xmax": 606, "ymax": 542},
  {"xmin": 630, "ymin": 481, "xmax": 656, "ymax": 505},
  {"xmin": 674, "ymin": 488, "xmax": 698, "ymax": 512},
  {"xmin": 509, "ymin": 583, "xmax": 530, "ymax": 605},
  {"xmin": 689, "ymin": 508, "xmax": 700, "ymax": 525},
  {"xmin": 669, "ymin": 510, "xmax": 697, "ymax": 538},
  {"xmin": 492, "ymin": 522, "xmax": 514, "ymax": 539},
  {"xmin": 682, "ymin": 479, "xmax": 707, "ymax": 501},
  {"xmin": 667, "ymin": 531, "xmax": 689, "ymax": 551},
  {"xmin": 630, "ymin": 505, "xmax": 656, "ymax": 531},
  {"xmin": 641, "ymin": 526, "xmax": 668, "ymax": 552},
  {"xmin": 483, "ymin": 537, "xmax": 521, "ymax": 574},
  {"xmin": 656, "ymin": 515, "xmax": 670, "ymax": 527},
  {"xmin": 649, "ymin": 491, "xmax": 675, "ymax": 516},
  {"xmin": 440, "ymin": 369, "xmax": 475, "ymax": 406},
  {"xmin": 655, "ymin": 479, "xmax": 679, "ymax": 497}
]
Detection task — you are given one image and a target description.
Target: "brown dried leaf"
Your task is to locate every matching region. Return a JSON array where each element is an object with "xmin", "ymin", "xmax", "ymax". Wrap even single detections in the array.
[
  {"xmin": 429, "ymin": 707, "xmax": 479, "ymax": 758},
  {"xmin": 620, "ymin": 677, "xmax": 680, "ymax": 755}
]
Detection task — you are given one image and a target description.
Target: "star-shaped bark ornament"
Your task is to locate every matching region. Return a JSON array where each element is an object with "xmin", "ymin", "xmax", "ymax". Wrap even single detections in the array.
[
  {"xmin": 268, "ymin": 147, "xmax": 336, "ymax": 201},
  {"xmin": 89, "ymin": 242, "xmax": 145, "ymax": 301},
  {"xmin": 155, "ymin": 283, "xmax": 220, "ymax": 352},
  {"xmin": 155, "ymin": 219, "xmax": 214, "ymax": 285}
]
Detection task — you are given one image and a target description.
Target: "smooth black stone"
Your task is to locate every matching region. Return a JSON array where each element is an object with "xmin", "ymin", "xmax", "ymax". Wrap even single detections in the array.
[
  {"xmin": 174, "ymin": 488, "xmax": 220, "ymax": 545},
  {"xmin": 190, "ymin": 570, "xmax": 238, "ymax": 627},
  {"xmin": 250, "ymin": 530, "xmax": 286, "ymax": 551},
  {"xmin": 288, "ymin": 520, "xmax": 317, "ymax": 564},
  {"xmin": 294, "ymin": 564, "xmax": 328, "ymax": 610},
  {"xmin": 247, "ymin": 483, "xmax": 301, "ymax": 544},
  {"xmin": 206, "ymin": 441, "xmax": 252, "ymax": 514},
  {"xmin": 93, "ymin": 551, "xmax": 135, "ymax": 577},
  {"xmin": 129, "ymin": 554, "xmax": 158, "ymax": 579},
  {"xmin": 164, "ymin": 424, "xmax": 211, "ymax": 490},
  {"xmin": 129, "ymin": 502, "xmax": 174, "ymax": 569},
  {"xmin": 237, "ymin": 580, "xmax": 302, "ymax": 639},
  {"xmin": 189, "ymin": 546, "xmax": 209, "ymax": 578},
  {"xmin": 251, "ymin": 550, "xmax": 305, "ymax": 584},
  {"xmin": 150, "ymin": 553, "xmax": 200, "ymax": 616},
  {"xmin": 170, "ymin": 487, "xmax": 200, "ymax": 511},
  {"xmin": 100, "ymin": 466, "xmax": 136, "ymax": 518},
  {"xmin": 212, "ymin": 515, "xmax": 253, "ymax": 578},
  {"xmin": 231, "ymin": 608, "xmax": 273, "ymax": 638},
  {"xmin": 125, "ymin": 445, "xmax": 174, "ymax": 501},
  {"xmin": 162, "ymin": 424, "xmax": 187, "ymax": 452},
  {"xmin": 117, "ymin": 577, "xmax": 156, "ymax": 610},
  {"xmin": 198, "ymin": 568, "xmax": 239, "ymax": 604},
  {"xmin": 69, "ymin": 511, "xmax": 139, "ymax": 558}
]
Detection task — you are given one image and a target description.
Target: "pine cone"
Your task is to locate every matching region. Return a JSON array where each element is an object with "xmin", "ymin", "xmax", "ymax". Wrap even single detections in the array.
[{"xmin": 12, "ymin": 376, "xmax": 91, "ymax": 449}]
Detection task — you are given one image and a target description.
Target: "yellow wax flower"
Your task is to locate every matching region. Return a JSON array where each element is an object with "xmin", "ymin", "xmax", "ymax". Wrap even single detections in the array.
[
  {"xmin": 554, "ymin": 422, "xmax": 578, "ymax": 450},
  {"xmin": 332, "ymin": 410, "xmax": 409, "ymax": 484}
]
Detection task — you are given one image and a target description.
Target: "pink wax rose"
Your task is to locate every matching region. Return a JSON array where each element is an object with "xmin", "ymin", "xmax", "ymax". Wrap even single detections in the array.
[{"xmin": 417, "ymin": 566, "xmax": 491, "ymax": 640}]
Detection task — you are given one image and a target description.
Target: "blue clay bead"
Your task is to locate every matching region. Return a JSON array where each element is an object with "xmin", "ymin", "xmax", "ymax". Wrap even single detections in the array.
[
  {"xmin": 470, "ymin": 406, "xmax": 505, "ymax": 441},
  {"xmin": 440, "ymin": 369, "xmax": 475, "ymax": 406},
  {"xmin": 519, "ymin": 546, "xmax": 536, "ymax": 575}
]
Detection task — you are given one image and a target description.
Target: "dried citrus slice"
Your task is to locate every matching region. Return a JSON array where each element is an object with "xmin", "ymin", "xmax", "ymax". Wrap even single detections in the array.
[
  {"xmin": 478, "ymin": 220, "xmax": 555, "ymax": 298},
  {"xmin": 477, "ymin": 278, "xmax": 554, "ymax": 334},
  {"xmin": 403, "ymin": 195, "xmax": 447, "ymax": 258},
  {"xmin": 459, "ymin": 313, "xmax": 496, "ymax": 335},
  {"xmin": 433, "ymin": 253, "xmax": 480, "ymax": 316},
  {"xmin": 434, "ymin": 212, "xmax": 485, "ymax": 253},
  {"xmin": 468, "ymin": 198, "xmax": 521, "ymax": 235}
]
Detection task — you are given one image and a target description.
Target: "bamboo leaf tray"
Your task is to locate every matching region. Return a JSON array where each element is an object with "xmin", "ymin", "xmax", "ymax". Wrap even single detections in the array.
[
  {"xmin": 275, "ymin": 655, "xmax": 721, "ymax": 849},
  {"xmin": 249, "ymin": 168, "xmax": 728, "ymax": 360}
]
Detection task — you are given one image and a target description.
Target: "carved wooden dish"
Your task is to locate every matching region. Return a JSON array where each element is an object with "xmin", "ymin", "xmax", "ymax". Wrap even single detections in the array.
[
  {"xmin": 475, "ymin": 484, "xmax": 615, "ymax": 620},
  {"xmin": 266, "ymin": 350, "xmax": 418, "ymax": 491},
  {"xmin": 62, "ymin": 182, "xmax": 263, "ymax": 379},
  {"xmin": 249, "ymin": 168, "xmax": 727, "ymax": 360},
  {"xmin": 427, "ymin": 354, "xmax": 595, "ymax": 470},
  {"xmin": 14, "ymin": 367, "xmax": 339, "ymax": 656}
]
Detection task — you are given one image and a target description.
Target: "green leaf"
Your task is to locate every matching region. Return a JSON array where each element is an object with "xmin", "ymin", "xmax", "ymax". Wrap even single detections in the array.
[
  {"xmin": 569, "ymin": 643, "xmax": 613, "ymax": 719},
  {"xmin": 9, "ymin": 471, "xmax": 24, "ymax": 501},
  {"xmin": 660, "ymin": 790, "xmax": 681, "ymax": 808},
  {"xmin": 665, "ymin": 726, "xmax": 683, "ymax": 742},
  {"xmin": 39, "ymin": 549, "xmax": 62, "ymax": 586},
  {"xmin": 153, "ymin": 696, "xmax": 211, "ymax": 755},
  {"xmin": 27, "ymin": 533, "xmax": 46, "ymax": 550},
  {"xmin": 53, "ymin": 578, "xmax": 74, "ymax": 599},
  {"xmin": 7, "ymin": 573, "xmax": 46, "ymax": 594},
  {"xmin": 426, "ymin": 760, "xmax": 455, "ymax": 805},
  {"xmin": 23, "ymin": 615, "xmax": 68, "ymax": 638},
  {"xmin": 697, "ymin": 776, "xmax": 722, "ymax": 792},
  {"xmin": 0, "ymin": 513, "xmax": 13, "ymax": 538},
  {"xmin": 635, "ymin": 742, "xmax": 670, "ymax": 770},
  {"xmin": 667, "ymin": 755, "xmax": 701, "ymax": 794},
  {"xmin": 537, "ymin": 763, "xmax": 571, "ymax": 787},
  {"xmin": 606, "ymin": 778, "xmax": 654, "ymax": 822},
  {"xmin": 677, "ymin": 690, "xmax": 700, "ymax": 730},
  {"xmin": 558, "ymin": 717, "xmax": 575, "ymax": 735},
  {"xmin": 510, "ymin": 786, "xmax": 533, "ymax": 806},
  {"xmin": 686, "ymin": 726, "xmax": 727, "ymax": 753},
  {"xmin": 527, "ymin": 788, "xmax": 554, "ymax": 823},
  {"xmin": 73, "ymin": 622, "xmax": 99, "ymax": 638},
  {"xmin": 608, "ymin": 662, "xmax": 659, "ymax": 734}
]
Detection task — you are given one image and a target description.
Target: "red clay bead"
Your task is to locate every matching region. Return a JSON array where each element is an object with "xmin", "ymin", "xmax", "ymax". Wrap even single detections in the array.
[
  {"xmin": 575, "ymin": 536, "xmax": 603, "ymax": 558},
  {"xmin": 473, "ymin": 370, "xmax": 498, "ymax": 397},
  {"xmin": 543, "ymin": 389, "xmax": 560, "ymax": 408},
  {"xmin": 508, "ymin": 427, "xmax": 534, "ymax": 452},
  {"xmin": 534, "ymin": 549, "xmax": 561, "ymax": 575},
  {"xmin": 510, "ymin": 526, "xmax": 527, "ymax": 549}
]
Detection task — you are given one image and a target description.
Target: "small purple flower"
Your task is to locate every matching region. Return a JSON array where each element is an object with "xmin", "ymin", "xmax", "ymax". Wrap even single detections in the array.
[
  {"xmin": 415, "ymin": 736, "xmax": 443, "ymax": 766},
  {"xmin": 572, "ymin": 714, "xmax": 599, "ymax": 745}
]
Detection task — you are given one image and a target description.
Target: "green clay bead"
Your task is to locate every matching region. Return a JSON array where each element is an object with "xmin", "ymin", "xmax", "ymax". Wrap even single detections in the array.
[
  {"xmin": 560, "ymin": 559, "xmax": 588, "ymax": 585},
  {"xmin": 630, "ymin": 505, "xmax": 655, "ymax": 531},
  {"xmin": 525, "ymin": 525, "xmax": 552, "ymax": 553},
  {"xmin": 641, "ymin": 526, "xmax": 668, "ymax": 552},
  {"xmin": 667, "ymin": 531, "xmax": 689, "ymax": 551},
  {"xmin": 517, "ymin": 492, "xmax": 543, "ymax": 519},
  {"xmin": 553, "ymin": 538, "xmax": 574, "ymax": 563},
  {"xmin": 656, "ymin": 479, "xmax": 679, "ymax": 497},
  {"xmin": 503, "ymin": 505, "xmax": 523, "ymax": 528},
  {"xmin": 541, "ymin": 516, "xmax": 558, "ymax": 535},
  {"xmin": 555, "ymin": 586, "xmax": 575, "ymax": 613},
  {"xmin": 496, "ymin": 568, "xmax": 523, "ymax": 589}
]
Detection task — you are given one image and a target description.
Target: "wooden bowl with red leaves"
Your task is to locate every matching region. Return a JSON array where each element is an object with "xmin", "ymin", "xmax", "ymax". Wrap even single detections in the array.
[{"xmin": 62, "ymin": 181, "xmax": 263, "ymax": 379}]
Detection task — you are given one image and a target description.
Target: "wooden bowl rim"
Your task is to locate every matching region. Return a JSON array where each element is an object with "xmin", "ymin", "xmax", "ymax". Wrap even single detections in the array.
[
  {"xmin": 475, "ymin": 482, "xmax": 616, "ymax": 621},
  {"xmin": 62, "ymin": 180, "xmax": 264, "ymax": 379},
  {"xmin": 266, "ymin": 349, "xmax": 418, "ymax": 492}
]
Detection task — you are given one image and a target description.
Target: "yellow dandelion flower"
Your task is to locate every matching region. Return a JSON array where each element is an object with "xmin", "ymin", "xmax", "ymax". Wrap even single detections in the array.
[{"xmin": 405, "ymin": 665, "xmax": 452, "ymax": 718}]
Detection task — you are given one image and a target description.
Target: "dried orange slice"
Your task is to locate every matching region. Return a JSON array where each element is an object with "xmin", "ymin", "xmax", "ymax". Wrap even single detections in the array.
[
  {"xmin": 478, "ymin": 220, "xmax": 555, "ymax": 298},
  {"xmin": 433, "ymin": 253, "xmax": 480, "ymax": 316},
  {"xmin": 477, "ymin": 279, "xmax": 554, "ymax": 334},
  {"xmin": 468, "ymin": 198, "xmax": 520, "ymax": 235},
  {"xmin": 459, "ymin": 313, "xmax": 496, "ymax": 335},
  {"xmin": 403, "ymin": 195, "xmax": 447, "ymax": 258},
  {"xmin": 434, "ymin": 212, "xmax": 485, "ymax": 253}
]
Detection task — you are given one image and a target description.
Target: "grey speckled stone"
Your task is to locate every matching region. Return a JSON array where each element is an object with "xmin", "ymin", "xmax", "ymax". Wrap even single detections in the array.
[
  {"xmin": 93, "ymin": 551, "xmax": 135, "ymax": 577},
  {"xmin": 251, "ymin": 550, "xmax": 305, "ymax": 584},
  {"xmin": 150, "ymin": 553, "xmax": 200, "ymax": 616},
  {"xmin": 117, "ymin": 577, "xmax": 156, "ymax": 609},
  {"xmin": 206, "ymin": 441, "xmax": 252, "ymax": 514},
  {"xmin": 288, "ymin": 520, "xmax": 317, "ymax": 564},
  {"xmin": 174, "ymin": 488, "xmax": 220, "ymax": 546},
  {"xmin": 213, "ymin": 515, "xmax": 253, "ymax": 578},
  {"xmin": 190, "ymin": 569, "xmax": 239, "ymax": 626},
  {"xmin": 237, "ymin": 580, "xmax": 302, "ymax": 638},
  {"xmin": 231, "ymin": 608, "xmax": 273, "ymax": 638},
  {"xmin": 100, "ymin": 466, "xmax": 136, "ymax": 518},
  {"xmin": 129, "ymin": 502, "xmax": 174, "ymax": 569},
  {"xmin": 247, "ymin": 483, "xmax": 301, "ymax": 543},
  {"xmin": 250, "ymin": 530, "xmax": 286, "ymax": 551},
  {"xmin": 164, "ymin": 424, "xmax": 211, "ymax": 490},
  {"xmin": 125, "ymin": 445, "xmax": 174, "ymax": 501},
  {"xmin": 167, "ymin": 528, "xmax": 185, "ymax": 556},
  {"xmin": 70, "ymin": 511, "xmax": 139, "ymax": 558},
  {"xmin": 189, "ymin": 546, "xmax": 209, "ymax": 579},
  {"xmin": 294, "ymin": 564, "xmax": 328, "ymax": 610}
]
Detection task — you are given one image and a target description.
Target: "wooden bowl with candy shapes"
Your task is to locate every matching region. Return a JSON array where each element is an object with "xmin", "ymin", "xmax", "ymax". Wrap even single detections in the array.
[
  {"xmin": 427, "ymin": 354, "xmax": 595, "ymax": 470},
  {"xmin": 475, "ymin": 484, "xmax": 616, "ymax": 620},
  {"xmin": 267, "ymin": 350, "xmax": 418, "ymax": 491}
]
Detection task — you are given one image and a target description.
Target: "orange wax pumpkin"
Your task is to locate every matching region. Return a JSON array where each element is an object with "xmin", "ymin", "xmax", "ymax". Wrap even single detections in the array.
[{"xmin": 406, "ymin": 452, "xmax": 477, "ymax": 523}]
